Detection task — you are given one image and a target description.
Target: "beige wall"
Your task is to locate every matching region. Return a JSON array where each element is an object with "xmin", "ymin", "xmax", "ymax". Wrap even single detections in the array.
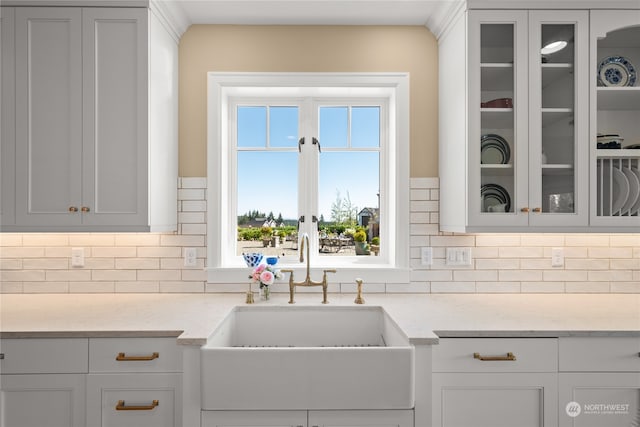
[{"xmin": 178, "ymin": 25, "xmax": 438, "ymax": 177}]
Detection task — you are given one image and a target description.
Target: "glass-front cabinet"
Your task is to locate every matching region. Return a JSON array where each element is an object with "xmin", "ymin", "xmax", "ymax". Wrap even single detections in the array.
[
  {"xmin": 590, "ymin": 11, "xmax": 640, "ymax": 227},
  {"xmin": 468, "ymin": 10, "xmax": 588, "ymax": 229}
]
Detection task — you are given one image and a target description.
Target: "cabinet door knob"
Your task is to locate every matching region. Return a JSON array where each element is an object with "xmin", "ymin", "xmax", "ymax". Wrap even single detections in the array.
[
  {"xmin": 81, "ymin": 206, "xmax": 90, "ymax": 213},
  {"xmin": 533, "ymin": 207, "xmax": 542, "ymax": 213},
  {"xmin": 68, "ymin": 206, "xmax": 79, "ymax": 213},
  {"xmin": 520, "ymin": 207, "xmax": 530, "ymax": 213},
  {"xmin": 115, "ymin": 400, "xmax": 159, "ymax": 411},
  {"xmin": 473, "ymin": 352, "xmax": 516, "ymax": 361},
  {"xmin": 116, "ymin": 352, "xmax": 159, "ymax": 361}
]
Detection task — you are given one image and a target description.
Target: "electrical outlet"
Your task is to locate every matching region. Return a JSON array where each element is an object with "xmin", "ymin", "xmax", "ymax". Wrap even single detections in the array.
[
  {"xmin": 551, "ymin": 247, "xmax": 564, "ymax": 267},
  {"xmin": 71, "ymin": 247, "xmax": 84, "ymax": 267},
  {"xmin": 184, "ymin": 247, "xmax": 197, "ymax": 267},
  {"xmin": 446, "ymin": 247, "xmax": 472, "ymax": 266},
  {"xmin": 420, "ymin": 247, "xmax": 432, "ymax": 266}
]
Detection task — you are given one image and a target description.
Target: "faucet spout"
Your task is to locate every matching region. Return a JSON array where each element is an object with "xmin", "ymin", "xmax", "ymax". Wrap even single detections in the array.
[{"xmin": 280, "ymin": 232, "xmax": 335, "ymax": 304}]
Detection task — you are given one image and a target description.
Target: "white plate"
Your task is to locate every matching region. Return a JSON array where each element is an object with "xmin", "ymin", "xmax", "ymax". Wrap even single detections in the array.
[
  {"xmin": 612, "ymin": 167, "xmax": 630, "ymax": 215},
  {"xmin": 630, "ymin": 167, "xmax": 640, "ymax": 215},
  {"xmin": 620, "ymin": 167, "xmax": 640, "ymax": 214},
  {"xmin": 599, "ymin": 162, "xmax": 630, "ymax": 216}
]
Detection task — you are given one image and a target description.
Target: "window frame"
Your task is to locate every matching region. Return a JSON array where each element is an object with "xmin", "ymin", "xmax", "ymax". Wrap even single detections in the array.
[{"xmin": 207, "ymin": 73, "xmax": 410, "ymax": 284}]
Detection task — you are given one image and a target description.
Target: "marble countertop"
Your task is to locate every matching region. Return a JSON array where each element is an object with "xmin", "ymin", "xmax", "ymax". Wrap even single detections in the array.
[{"xmin": 1, "ymin": 293, "xmax": 639, "ymax": 345}]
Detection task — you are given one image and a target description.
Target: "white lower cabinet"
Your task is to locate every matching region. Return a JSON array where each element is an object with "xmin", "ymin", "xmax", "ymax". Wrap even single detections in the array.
[
  {"xmin": 201, "ymin": 410, "xmax": 414, "ymax": 427},
  {"xmin": 558, "ymin": 337, "xmax": 640, "ymax": 427},
  {"xmin": 0, "ymin": 338, "xmax": 89, "ymax": 427},
  {"xmin": 432, "ymin": 338, "xmax": 559, "ymax": 427},
  {"xmin": 201, "ymin": 410, "xmax": 307, "ymax": 427},
  {"xmin": 87, "ymin": 337, "xmax": 183, "ymax": 427},
  {"xmin": 0, "ymin": 374, "xmax": 86, "ymax": 427}
]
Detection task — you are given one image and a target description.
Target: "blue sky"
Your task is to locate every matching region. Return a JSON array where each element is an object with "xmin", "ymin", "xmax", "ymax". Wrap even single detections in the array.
[{"xmin": 237, "ymin": 105, "xmax": 380, "ymax": 221}]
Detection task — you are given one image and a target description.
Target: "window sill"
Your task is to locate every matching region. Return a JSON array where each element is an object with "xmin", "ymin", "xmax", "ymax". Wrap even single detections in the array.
[{"xmin": 206, "ymin": 266, "xmax": 410, "ymax": 285}]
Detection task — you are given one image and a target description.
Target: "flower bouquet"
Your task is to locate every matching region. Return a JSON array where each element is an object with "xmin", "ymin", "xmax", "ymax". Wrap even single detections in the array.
[{"xmin": 249, "ymin": 263, "xmax": 283, "ymax": 300}]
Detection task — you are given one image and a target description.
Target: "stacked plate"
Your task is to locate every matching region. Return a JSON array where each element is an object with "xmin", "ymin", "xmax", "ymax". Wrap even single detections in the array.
[
  {"xmin": 481, "ymin": 134, "xmax": 511, "ymax": 164},
  {"xmin": 481, "ymin": 183, "xmax": 511, "ymax": 213},
  {"xmin": 598, "ymin": 161, "xmax": 640, "ymax": 216}
]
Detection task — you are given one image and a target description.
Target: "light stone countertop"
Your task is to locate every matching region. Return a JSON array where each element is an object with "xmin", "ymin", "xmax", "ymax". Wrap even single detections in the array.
[{"xmin": 1, "ymin": 293, "xmax": 639, "ymax": 345}]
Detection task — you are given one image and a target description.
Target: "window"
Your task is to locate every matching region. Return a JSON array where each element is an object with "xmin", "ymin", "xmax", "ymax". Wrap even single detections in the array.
[{"xmin": 207, "ymin": 73, "xmax": 410, "ymax": 284}]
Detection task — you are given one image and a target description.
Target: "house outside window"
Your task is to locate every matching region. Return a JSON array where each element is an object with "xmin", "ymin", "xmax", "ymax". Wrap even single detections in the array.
[{"xmin": 207, "ymin": 73, "xmax": 410, "ymax": 284}]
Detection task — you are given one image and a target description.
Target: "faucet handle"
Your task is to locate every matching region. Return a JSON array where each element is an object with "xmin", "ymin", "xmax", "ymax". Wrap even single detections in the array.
[
  {"xmin": 323, "ymin": 269, "xmax": 337, "ymax": 274},
  {"xmin": 281, "ymin": 269, "xmax": 294, "ymax": 274}
]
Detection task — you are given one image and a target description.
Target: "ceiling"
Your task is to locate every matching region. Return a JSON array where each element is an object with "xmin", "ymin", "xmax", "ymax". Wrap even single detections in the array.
[{"xmin": 157, "ymin": 0, "xmax": 464, "ymax": 38}]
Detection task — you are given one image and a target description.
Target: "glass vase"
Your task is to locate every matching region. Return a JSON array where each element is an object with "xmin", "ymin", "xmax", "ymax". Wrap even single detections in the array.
[{"xmin": 260, "ymin": 286, "xmax": 270, "ymax": 301}]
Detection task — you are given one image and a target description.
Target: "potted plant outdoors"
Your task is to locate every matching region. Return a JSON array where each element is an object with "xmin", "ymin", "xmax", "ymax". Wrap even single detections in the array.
[
  {"xmin": 370, "ymin": 236, "xmax": 380, "ymax": 256},
  {"xmin": 278, "ymin": 230, "xmax": 287, "ymax": 244},
  {"xmin": 260, "ymin": 226, "xmax": 273, "ymax": 248},
  {"xmin": 353, "ymin": 230, "xmax": 370, "ymax": 255}
]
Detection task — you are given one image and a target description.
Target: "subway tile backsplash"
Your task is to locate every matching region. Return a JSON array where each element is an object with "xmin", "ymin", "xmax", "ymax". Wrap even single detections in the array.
[{"xmin": 0, "ymin": 177, "xmax": 638, "ymax": 294}]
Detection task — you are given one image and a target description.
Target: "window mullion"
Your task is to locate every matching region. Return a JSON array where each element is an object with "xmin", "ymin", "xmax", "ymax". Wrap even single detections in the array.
[{"xmin": 298, "ymin": 98, "xmax": 319, "ymax": 258}]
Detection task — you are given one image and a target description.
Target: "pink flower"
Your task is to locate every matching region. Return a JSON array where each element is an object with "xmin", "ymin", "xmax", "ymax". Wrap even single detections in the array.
[{"xmin": 259, "ymin": 270, "xmax": 275, "ymax": 285}]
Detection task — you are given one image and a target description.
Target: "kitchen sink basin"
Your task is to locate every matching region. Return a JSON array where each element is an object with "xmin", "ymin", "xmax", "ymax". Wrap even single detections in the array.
[{"xmin": 200, "ymin": 305, "xmax": 414, "ymax": 410}]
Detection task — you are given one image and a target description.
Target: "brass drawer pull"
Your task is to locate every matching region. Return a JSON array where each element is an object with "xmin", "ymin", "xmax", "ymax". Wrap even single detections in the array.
[
  {"xmin": 473, "ymin": 352, "xmax": 516, "ymax": 361},
  {"xmin": 520, "ymin": 207, "xmax": 530, "ymax": 213},
  {"xmin": 81, "ymin": 206, "xmax": 90, "ymax": 213},
  {"xmin": 69, "ymin": 206, "xmax": 79, "ymax": 213},
  {"xmin": 116, "ymin": 352, "xmax": 159, "ymax": 361},
  {"xmin": 533, "ymin": 207, "xmax": 542, "ymax": 213},
  {"xmin": 115, "ymin": 400, "xmax": 159, "ymax": 411}
]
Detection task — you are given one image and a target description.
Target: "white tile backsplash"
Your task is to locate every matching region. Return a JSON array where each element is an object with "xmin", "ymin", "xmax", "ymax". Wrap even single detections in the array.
[{"xmin": 0, "ymin": 177, "xmax": 638, "ymax": 294}]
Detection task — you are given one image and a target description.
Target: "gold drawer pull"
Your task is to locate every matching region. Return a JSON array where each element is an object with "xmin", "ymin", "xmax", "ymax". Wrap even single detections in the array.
[
  {"xmin": 115, "ymin": 400, "xmax": 159, "ymax": 411},
  {"xmin": 520, "ymin": 207, "xmax": 530, "ymax": 213},
  {"xmin": 116, "ymin": 352, "xmax": 159, "ymax": 361},
  {"xmin": 474, "ymin": 352, "xmax": 516, "ymax": 361},
  {"xmin": 69, "ymin": 206, "xmax": 79, "ymax": 213},
  {"xmin": 81, "ymin": 206, "xmax": 90, "ymax": 213},
  {"xmin": 532, "ymin": 207, "xmax": 542, "ymax": 213}
]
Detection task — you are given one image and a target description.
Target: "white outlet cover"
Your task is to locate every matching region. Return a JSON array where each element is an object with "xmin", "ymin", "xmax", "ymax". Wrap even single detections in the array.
[
  {"xmin": 420, "ymin": 247, "xmax": 432, "ymax": 266},
  {"xmin": 71, "ymin": 247, "xmax": 84, "ymax": 267},
  {"xmin": 551, "ymin": 247, "xmax": 564, "ymax": 267}
]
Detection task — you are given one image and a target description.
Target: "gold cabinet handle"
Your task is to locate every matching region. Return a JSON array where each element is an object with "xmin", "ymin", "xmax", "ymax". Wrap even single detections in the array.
[
  {"xmin": 533, "ymin": 207, "xmax": 542, "ymax": 213},
  {"xmin": 116, "ymin": 352, "xmax": 159, "ymax": 361},
  {"xmin": 520, "ymin": 207, "xmax": 530, "ymax": 213},
  {"xmin": 81, "ymin": 206, "xmax": 90, "ymax": 213},
  {"xmin": 473, "ymin": 352, "xmax": 516, "ymax": 361},
  {"xmin": 69, "ymin": 206, "xmax": 79, "ymax": 213},
  {"xmin": 115, "ymin": 400, "xmax": 159, "ymax": 411}
]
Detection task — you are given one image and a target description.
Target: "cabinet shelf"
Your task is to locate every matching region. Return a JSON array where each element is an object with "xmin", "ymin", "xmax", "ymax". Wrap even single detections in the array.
[
  {"xmin": 481, "ymin": 164, "xmax": 514, "ymax": 176},
  {"xmin": 542, "ymin": 164, "xmax": 574, "ymax": 175},
  {"xmin": 541, "ymin": 63, "xmax": 574, "ymax": 89},
  {"xmin": 596, "ymin": 149, "xmax": 640, "ymax": 158},
  {"xmin": 481, "ymin": 63, "xmax": 514, "ymax": 91},
  {"xmin": 597, "ymin": 87, "xmax": 640, "ymax": 110}
]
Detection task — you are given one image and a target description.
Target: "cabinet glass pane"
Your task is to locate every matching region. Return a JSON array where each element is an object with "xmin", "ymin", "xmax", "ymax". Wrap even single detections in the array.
[
  {"xmin": 480, "ymin": 24, "xmax": 515, "ymax": 214},
  {"xmin": 595, "ymin": 25, "xmax": 640, "ymax": 218},
  {"xmin": 540, "ymin": 24, "xmax": 576, "ymax": 214}
]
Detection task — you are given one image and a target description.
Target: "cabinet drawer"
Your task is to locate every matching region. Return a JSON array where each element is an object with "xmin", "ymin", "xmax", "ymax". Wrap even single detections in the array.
[
  {"xmin": 87, "ymin": 373, "xmax": 181, "ymax": 427},
  {"xmin": 432, "ymin": 338, "xmax": 558, "ymax": 372},
  {"xmin": 559, "ymin": 337, "xmax": 640, "ymax": 372},
  {"xmin": 0, "ymin": 338, "xmax": 88, "ymax": 374},
  {"xmin": 89, "ymin": 338, "xmax": 181, "ymax": 373}
]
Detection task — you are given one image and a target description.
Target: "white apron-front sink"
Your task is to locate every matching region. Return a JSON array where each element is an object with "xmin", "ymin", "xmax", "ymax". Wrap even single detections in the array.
[{"xmin": 200, "ymin": 305, "xmax": 414, "ymax": 410}]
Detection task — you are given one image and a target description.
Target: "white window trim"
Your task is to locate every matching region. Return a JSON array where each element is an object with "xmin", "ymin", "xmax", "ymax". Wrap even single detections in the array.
[{"xmin": 207, "ymin": 72, "xmax": 410, "ymax": 284}]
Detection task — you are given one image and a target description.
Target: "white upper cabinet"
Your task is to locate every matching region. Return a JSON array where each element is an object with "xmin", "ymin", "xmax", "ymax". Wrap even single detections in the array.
[
  {"xmin": 440, "ymin": 8, "xmax": 590, "ymax": 232},
  {"xmin": 590, "ymin": 11, "xmax": 640, "ymax": 228},
  {"xmin": 1, "ymin": 5, "xmax": 178, "ymax": 232}
]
